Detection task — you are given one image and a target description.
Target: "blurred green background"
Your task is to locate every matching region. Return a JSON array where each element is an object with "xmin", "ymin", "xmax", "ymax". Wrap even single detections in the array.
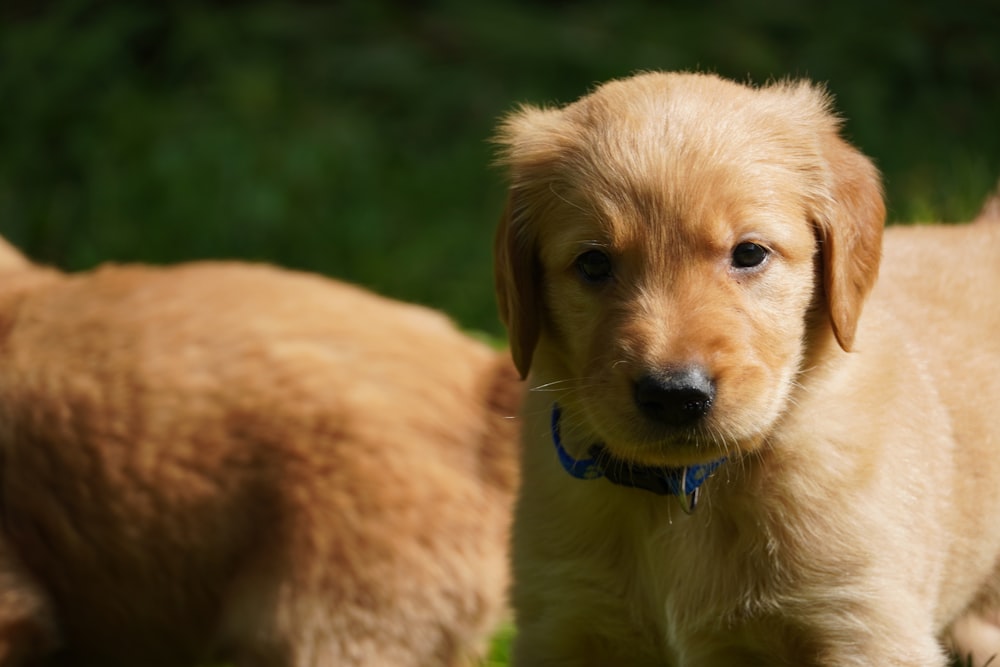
[{"xmin": 2, "ymin": 0, "xmax": 998, "ymax": 338}]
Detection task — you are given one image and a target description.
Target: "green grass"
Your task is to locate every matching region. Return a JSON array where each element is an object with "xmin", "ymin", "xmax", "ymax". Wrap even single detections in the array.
[
  {"xmin": 482, "ymin": 623, "xmax": 514, "ymax": 666},
  {"xmin": 2, "ymin": 0, "xmax": 999, "ymax": 338}
]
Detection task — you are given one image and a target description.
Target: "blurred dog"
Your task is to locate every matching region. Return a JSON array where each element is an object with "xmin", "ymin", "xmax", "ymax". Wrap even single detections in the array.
[
  {"xmin": 494, "ymin": 71, "xmax": 1000, "ymax": 666},
  {"xmin": 0, "ymin": 238, "xmax": 521, "ymax": 667}
]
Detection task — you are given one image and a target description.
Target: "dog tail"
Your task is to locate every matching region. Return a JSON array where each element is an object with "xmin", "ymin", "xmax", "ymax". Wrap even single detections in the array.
[{"xmin": 973, "ymin": 181, "xmax": 1000, "ymax": 224}]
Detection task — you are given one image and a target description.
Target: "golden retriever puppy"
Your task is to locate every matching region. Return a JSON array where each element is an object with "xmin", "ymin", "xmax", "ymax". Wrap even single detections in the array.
[
  {"xmin": 493, "ymin": 71, "xmax": 1000, "ymax": 666},
  {"xmin": 0, "ymin": 238, "xmax": 521, "ymax": 667}
]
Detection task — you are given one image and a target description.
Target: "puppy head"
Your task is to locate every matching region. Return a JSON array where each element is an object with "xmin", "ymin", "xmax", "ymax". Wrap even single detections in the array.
[{"xmin": 494, "ymin": 72, "xmax": 883, "ymax": 465}]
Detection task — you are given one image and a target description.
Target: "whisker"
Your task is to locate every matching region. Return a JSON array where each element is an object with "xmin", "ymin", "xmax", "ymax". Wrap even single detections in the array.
[{"xmin": 529, "ymin": 379, "xmax": 579, "ymax": 392}]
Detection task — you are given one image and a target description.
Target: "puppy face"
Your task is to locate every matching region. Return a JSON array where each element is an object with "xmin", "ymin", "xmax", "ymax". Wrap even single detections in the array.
[{"xmin": 495, "ymin": 72, "xmax": 884, "ymax": 467}]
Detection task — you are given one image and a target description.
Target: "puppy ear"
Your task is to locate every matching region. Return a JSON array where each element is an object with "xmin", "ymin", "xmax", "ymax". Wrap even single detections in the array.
[
  {"xmin": 494, "ymin": 195, "xmax": 541, "ymax": 378},
  {"xmin": 493, "ymin": 105, "xmax": 569, "ymax": 378},
  {"xmin": 812, "ymin": 132, "xmax": 885, "ymax": 352}
]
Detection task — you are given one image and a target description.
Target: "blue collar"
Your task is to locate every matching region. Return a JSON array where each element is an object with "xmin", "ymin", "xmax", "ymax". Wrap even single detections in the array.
[{"xmin": 550, "ymin": 403, "xmax": 725, "ymax": 513}]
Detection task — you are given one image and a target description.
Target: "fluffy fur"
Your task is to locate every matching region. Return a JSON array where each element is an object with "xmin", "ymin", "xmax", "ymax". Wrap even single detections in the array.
[
  {"xmin": 494, "ymin": 71, "xmax": 1000, "ymax": 666},
  {"xmin": 974, "ymin": 184, "xmax": 1000, "ymax": 224},
  {"xmin": 0, "ymin": 240, "xmax": 521, "ymax": 667}
]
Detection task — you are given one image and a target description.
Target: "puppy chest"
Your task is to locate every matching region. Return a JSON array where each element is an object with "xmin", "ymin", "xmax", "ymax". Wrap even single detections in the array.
[{"xmin": 630, "ymin": 520, "xmax": 822, "ymax": 660}]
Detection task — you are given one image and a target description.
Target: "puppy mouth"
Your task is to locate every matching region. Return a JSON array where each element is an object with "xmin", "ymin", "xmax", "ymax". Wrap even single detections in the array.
[
  {"xmin": 589, "ymin": 365, "xmax": 727, "ymax": 467},
  {"xmin": 596, "ymin": 426, "xmax": 727, "ymax": 468}
]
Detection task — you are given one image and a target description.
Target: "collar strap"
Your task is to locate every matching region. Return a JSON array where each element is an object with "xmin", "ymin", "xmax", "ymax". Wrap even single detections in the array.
[{"xmin": 550, "ymin": 403, "xmax": 725, "ymax": 513}]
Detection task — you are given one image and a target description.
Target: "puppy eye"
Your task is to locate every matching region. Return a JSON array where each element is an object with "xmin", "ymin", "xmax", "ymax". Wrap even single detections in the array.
[
  {"xmin": 731, "ymin": 242, "xmax": 769, "ymax": 269},
  {"xmin": 575, "ymin": 249, "xmax": 613, "ymax": 283}
]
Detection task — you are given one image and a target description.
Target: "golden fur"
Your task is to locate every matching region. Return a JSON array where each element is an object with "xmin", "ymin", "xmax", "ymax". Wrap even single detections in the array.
[
  {"xmin": 494, "ymin": 71, "xmax": 1000, "ymax": 666},
  {"xmin": 974, "ymin": 185, "xmax": 1000, "ymax": 224},
  {"xmin": 0, "ymin": 241, "xmax": 521, "ymax": 666}
]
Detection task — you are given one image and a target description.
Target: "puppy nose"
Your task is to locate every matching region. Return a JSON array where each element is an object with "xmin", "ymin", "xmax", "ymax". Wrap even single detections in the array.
[{"xmin": 633, "ymin": 367, "xmax": 715, "ymax": 427}]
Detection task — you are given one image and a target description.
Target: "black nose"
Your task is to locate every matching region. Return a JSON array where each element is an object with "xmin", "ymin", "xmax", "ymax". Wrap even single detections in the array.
[{"xmin": 634, "ymin": 367, "xmax": 715, "ymax": 428}]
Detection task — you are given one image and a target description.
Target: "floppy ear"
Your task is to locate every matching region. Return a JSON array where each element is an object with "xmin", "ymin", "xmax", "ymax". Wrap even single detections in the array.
[
  {"xmin": 494, "ymin": 194, "xmax": 541, "ymax": 379},
  {"xmin": 493, "ymin": 104, "xmax": 570, "ymax": 378},
  {"xmin": 812, "ymin": 132, "xmax": 885, "ymax": 352}
]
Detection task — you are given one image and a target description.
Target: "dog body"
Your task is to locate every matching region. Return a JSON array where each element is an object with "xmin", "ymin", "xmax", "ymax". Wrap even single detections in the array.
[
  {"xmin": 495, "ymin": 72, "xmax": 1000, "ymax": 665},
  {"xmin": 0, "ymin": 246, "xmax": 520, "ymax": 666}
]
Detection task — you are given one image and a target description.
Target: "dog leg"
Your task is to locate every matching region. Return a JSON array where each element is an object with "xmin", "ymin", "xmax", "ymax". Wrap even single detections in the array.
[
  {"xmin": 809, "ymin": 619, "xmax": 949, "ymax": 667},
  {"xmin": 806, "ymin": 602, "xmax": 951, "ymax": 667},
  {"xmin": 678, "ymin": 630, "xmax": 948, "ymax": 667},
  {"xmin": 948, "ymin": 611, "xmax": 1000, "ymax": 667}
]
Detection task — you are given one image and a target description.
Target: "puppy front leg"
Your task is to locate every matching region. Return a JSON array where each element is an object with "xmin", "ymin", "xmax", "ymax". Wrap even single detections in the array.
[
  {"xmin": 948, "ymin": 610, "xmax": 1000, "ymax": 667},
  {"xmin": 815, "ymin": 637, "xmax": 949, "ymax": 667},
  {"xmin": 678, "ymin": 631, "xmax": 947, "ymax": 667},
  {"xmin": 673, "ymin": 597, "xmax": 949, "ymax": 667},
  {"xmin": 798, "ymin": 609, "xmax": 948, "ymax": 667},
  {"xmin": 809, "ymin": 595, "xmax": 951, "ymax": 667}
]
